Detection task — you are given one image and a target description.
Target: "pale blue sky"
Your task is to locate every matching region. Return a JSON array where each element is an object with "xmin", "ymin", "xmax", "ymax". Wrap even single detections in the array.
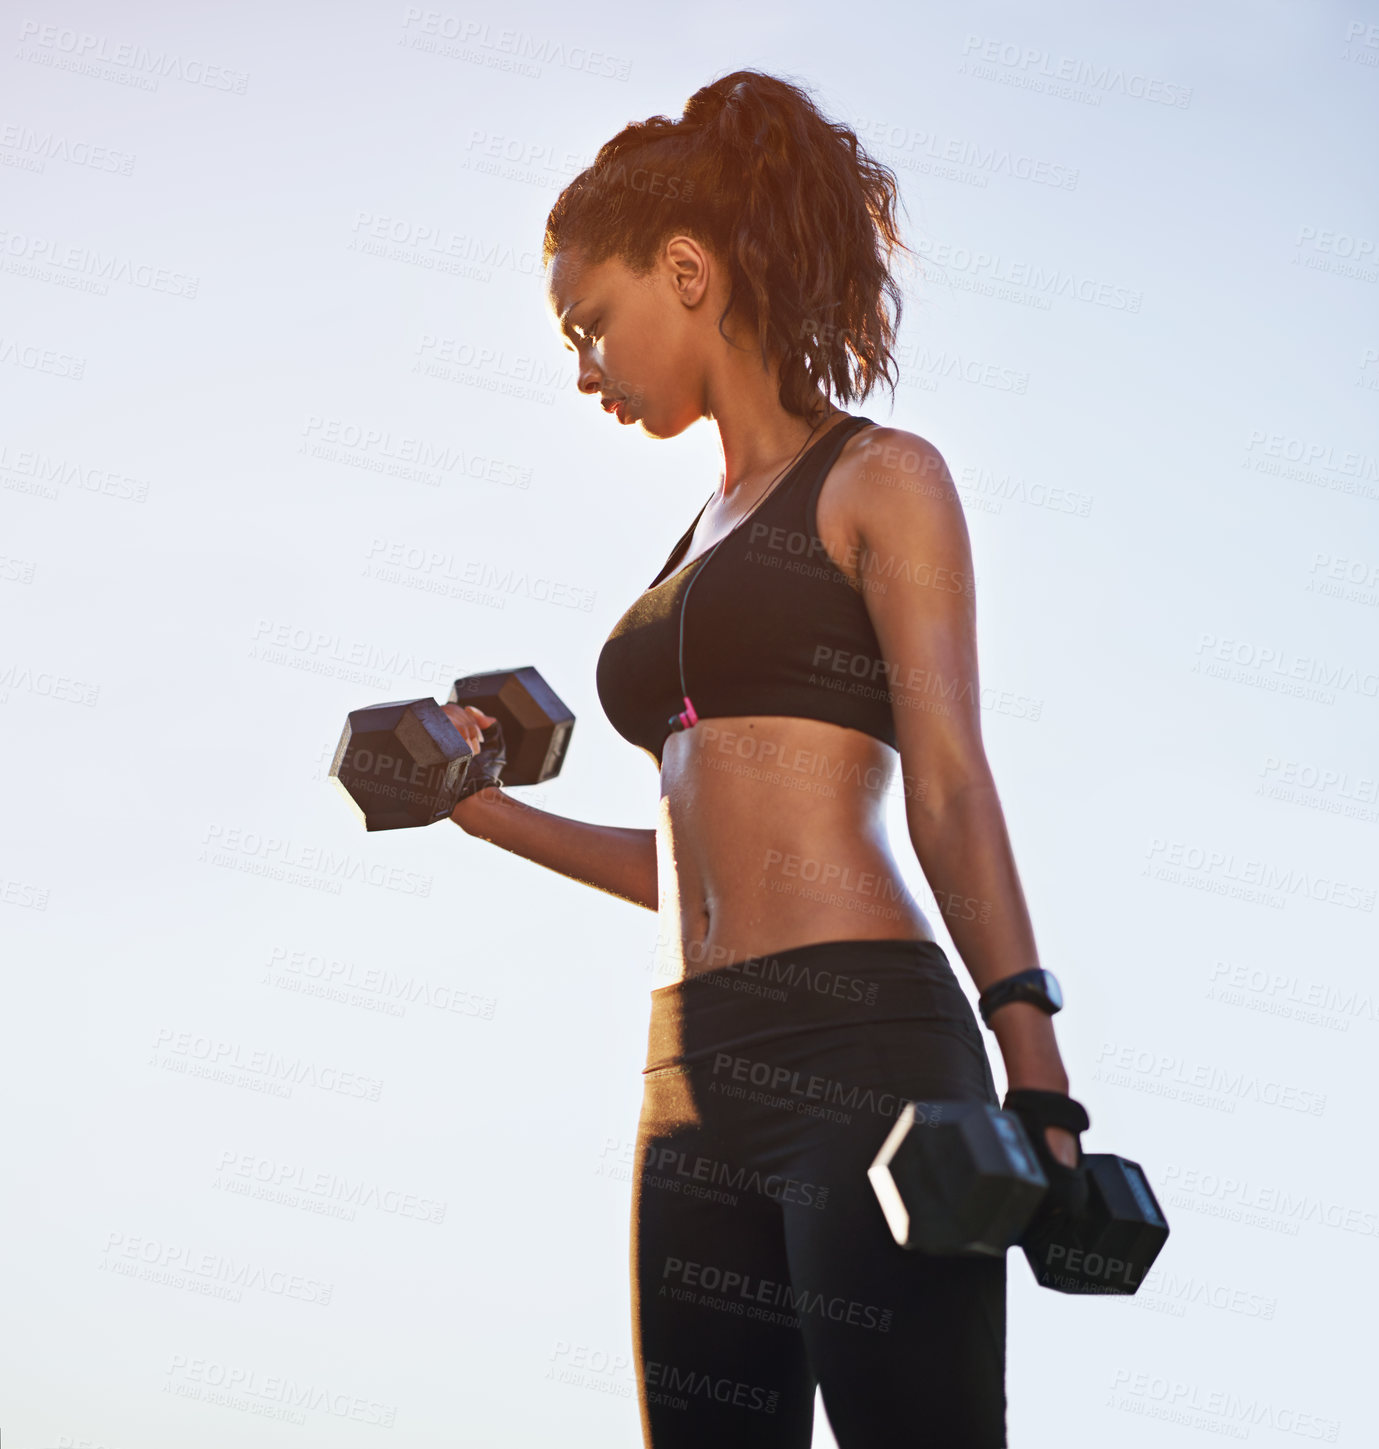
[{"xmin": 3, "ymin": 2, "xmax": 1376, "ymax": 1445}]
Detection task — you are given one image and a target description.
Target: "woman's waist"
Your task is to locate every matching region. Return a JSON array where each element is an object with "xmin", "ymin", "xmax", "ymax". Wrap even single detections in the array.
[
  {"xmin": 660, "ymin": 715, "xmax": 896, "ymax": 794},
  {"xmin": 659, "ymin": 884, "xmax": 933, "ymax": 986},
  {"xmin": 661, "ymin": 845, "xmax": 924, "ymax": 940},
  {"xmin": 644, "ymin": 936, "xmax": 979, "ymax": 1074},
  {"xmin": 657, "ymin": 722, "xmax": 898, "ymax": 850}
]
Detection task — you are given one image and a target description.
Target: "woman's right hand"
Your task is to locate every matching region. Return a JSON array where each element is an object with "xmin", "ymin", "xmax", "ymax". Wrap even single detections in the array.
[
  {"xmin": 442, "ymin": 705, "xmax": 501, "ymax": 829},
  {"xmin": 441, "ymin": 703, "xmax": 495, "ymax": 755}
]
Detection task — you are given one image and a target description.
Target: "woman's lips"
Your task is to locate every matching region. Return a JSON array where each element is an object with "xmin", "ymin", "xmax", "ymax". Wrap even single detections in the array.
[{"xmin": 602, "ymin": 392, "xmax": 634, "ymax": 418}]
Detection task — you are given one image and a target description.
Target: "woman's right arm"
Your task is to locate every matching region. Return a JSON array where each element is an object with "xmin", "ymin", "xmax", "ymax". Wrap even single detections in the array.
[{"xmin": 451, "ymin": 787, "xmax": 658, "ymax": 912}]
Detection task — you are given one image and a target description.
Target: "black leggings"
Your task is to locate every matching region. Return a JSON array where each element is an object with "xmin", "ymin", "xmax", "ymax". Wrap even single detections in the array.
[{"xmin": 631, "ymin": 938, "xmax": 1007, "ymax": 1448}]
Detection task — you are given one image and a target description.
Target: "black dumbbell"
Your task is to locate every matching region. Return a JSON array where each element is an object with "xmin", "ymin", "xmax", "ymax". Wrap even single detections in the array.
[
  {"xmin": 1018, "ymin": 1154, "xmax": 1170, "ymax": 1295},
  {"xmin": 329, "ymin": 666, "xmax": 574, "ymax": 831},
  {"xmin": 868, "ymin": 1100, "xmax": 1169, "ymax": 1295},
  {"xmin": 867, "ymin": 1100, "xmax": 1047, "ymax": 1257}
]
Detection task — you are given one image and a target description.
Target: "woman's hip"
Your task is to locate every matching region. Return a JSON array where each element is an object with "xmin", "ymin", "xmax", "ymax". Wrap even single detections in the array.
[
  {"xmin": 638, "ymin": 937, "xmax": 997, "ymax": 1169},
  {"xmin": 644, "ymin": 936, "xmax": 987, "ymax": 1071}
]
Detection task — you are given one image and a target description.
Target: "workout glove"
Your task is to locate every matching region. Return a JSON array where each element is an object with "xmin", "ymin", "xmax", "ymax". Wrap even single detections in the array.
[
  {"xmin": 455, "ymin": 717, "xmax": 507, "ymax": 802},
  {"xmin": 1003, "ymin": 1088, "xmax": 1091, "ymax": 1223}
]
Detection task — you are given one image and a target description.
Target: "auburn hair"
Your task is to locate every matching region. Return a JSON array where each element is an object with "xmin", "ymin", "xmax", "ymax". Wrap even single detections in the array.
[{"xmin": 541, "ymin": 68, "xmax": 910, "ymax": 421}]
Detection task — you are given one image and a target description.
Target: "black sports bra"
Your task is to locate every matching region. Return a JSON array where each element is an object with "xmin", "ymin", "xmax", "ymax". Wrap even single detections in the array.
[{"xmin": 595, "ymin": 414, "xmax": 899, "ymax": 768}]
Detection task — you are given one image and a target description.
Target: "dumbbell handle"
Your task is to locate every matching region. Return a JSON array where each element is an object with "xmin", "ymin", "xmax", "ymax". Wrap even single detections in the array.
[
  {"xmin": 331, "ymin": 667, "xmax": 574, "ymax": 832},
  {"xmin": 447, "ymin": 667, "xmax": 574, "ymax": 786},
  {"xmin": 442, "ymin": 700, "xmax": 496, "ymax": 759}
]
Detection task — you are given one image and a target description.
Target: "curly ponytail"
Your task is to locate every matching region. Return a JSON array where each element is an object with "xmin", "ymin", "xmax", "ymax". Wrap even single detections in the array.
[{"xmin": 541, "ymin": 68, "xmax": 910, "ymax": 420}]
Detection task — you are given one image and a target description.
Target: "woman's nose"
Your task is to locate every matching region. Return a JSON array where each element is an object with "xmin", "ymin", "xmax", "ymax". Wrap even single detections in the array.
[{"xmin": 577, "ymin": 364, "xmax": 602, "ymax": 395}]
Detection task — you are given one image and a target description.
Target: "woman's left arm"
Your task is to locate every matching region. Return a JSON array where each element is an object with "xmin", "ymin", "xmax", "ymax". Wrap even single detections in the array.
[{"xmin": 846, "ymin": 428, "xmax": 1078, "ymax": 1167}]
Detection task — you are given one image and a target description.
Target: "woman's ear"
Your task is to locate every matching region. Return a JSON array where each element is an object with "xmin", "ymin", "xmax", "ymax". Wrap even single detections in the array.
[{"xmin": 662, "ymin": 235, "xmax": 711, "ymax": 309}]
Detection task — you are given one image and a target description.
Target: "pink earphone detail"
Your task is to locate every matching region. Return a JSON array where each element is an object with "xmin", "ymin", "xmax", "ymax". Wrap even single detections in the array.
[{"xmin": 669, "ymin": 696, "xmax": 699, "ymax": 732}]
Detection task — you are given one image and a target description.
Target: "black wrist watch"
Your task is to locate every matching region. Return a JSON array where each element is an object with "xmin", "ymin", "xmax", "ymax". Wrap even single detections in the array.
[{"xmin": 978, "ymin": 968, "xmax": 1063, "ymax": 1028}]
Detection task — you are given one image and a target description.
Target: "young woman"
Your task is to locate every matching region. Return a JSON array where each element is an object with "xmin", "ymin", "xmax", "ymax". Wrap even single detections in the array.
[{"xmin": 449, "ymin": 68, "xmax": 1085, "ymax": 1449}]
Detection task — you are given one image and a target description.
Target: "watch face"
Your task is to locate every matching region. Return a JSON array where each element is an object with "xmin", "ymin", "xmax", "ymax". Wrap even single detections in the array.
[{"xmin": 1041, "ymin": 970, "xmax": 1063, "ymax": 1011}]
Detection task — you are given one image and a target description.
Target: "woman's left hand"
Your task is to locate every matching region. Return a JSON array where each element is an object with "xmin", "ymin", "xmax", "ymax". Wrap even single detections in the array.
[
  {"xmin": 1043, "ymin": 1124, "xmax": 1080, "ymax": 1170},
  {"xmin": 1002, "ymin": 1073, "xmax": 1085, "ymax": 1172}
]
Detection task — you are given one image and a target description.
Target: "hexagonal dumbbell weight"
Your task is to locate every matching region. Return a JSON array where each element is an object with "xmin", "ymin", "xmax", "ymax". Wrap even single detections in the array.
[
  {"xmin": 868, "ymin": 1099, "xmax": 1170, "ymax": 1295},
  {"xmin": 1018, "ymin": 1153, "xmax": 1170, "ymax": 1295},
  {"xmin": 868, "ymin": 1100, "xmax": 1049, "ymax": 1257},
  {"xmin": 329, "ymin": 666, "xmax": 574, "ymax": 831},
  {"xmin": 445, "ymin": 668, "xmax": 574, "ymax": 785}
]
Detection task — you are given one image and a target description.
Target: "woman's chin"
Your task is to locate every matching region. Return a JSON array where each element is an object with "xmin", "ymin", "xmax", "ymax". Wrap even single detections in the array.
[{"xmin": 633, "ymin": 409, "xmax": 697, "ymax": 442}]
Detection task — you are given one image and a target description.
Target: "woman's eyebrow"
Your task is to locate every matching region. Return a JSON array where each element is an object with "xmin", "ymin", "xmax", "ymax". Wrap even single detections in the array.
[{"xmin": 557, "ymin": 297, "xmax": 587, "ymax": 340}]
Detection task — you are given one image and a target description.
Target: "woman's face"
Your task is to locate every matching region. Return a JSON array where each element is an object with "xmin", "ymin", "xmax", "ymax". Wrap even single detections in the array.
[{"xmin": 545, "ymin": 240, "xmax": 724, "ymax": 440}]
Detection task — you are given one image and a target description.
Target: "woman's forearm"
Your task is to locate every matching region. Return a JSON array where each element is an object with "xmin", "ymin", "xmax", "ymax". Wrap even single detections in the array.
[
  {"xmin": 452, "ymin": 786, "xmax": 659, "ymax": 912},
  {"xmin": 908, "ymin": 778, "xmax": 1069, "ymax": 1091}
]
